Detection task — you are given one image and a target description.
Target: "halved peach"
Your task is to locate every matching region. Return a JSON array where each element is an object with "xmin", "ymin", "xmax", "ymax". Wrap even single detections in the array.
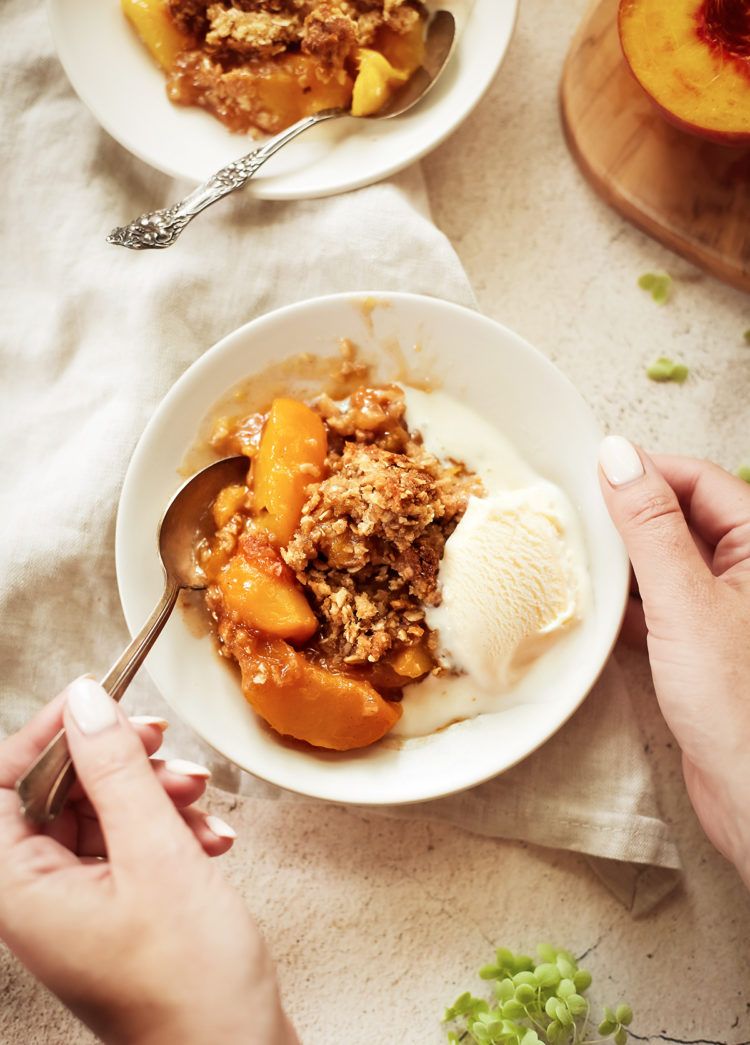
[{"xmin": 619, "ymin": 0, "xmax": 750, "ymax": 143}]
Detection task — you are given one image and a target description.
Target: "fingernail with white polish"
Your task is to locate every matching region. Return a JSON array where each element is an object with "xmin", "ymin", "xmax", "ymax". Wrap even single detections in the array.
[
  {"xmin": 129, "ymin": 715, "xmax": 169, "ymax": 731},
  {"xmin": 599, "ymin": 435, "xmax": 645, "ymax": 487},
  {"xmin": 66, "ymin": 677, "xmax": 118, "ymax": 736},
  {"xmin": 165, "ymin": 758, "xmax": 212, "ymax": 779},
  {"xmin": 205, "ymin": 815, "xmax": 237, "ymax": 840}
]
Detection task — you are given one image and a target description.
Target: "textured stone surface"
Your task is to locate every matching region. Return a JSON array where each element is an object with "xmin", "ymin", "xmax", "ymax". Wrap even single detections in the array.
[{"xmin": 2, "ymin": 776, "xmax": 749, "ymax": 1042}]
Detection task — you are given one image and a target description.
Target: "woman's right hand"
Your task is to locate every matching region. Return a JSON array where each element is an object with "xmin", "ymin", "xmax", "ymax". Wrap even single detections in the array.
[
  {"xmin": 0, "ymin": 677, "xmax": 299, "ymax": 1045},
  {"xmin": 598, "ymin": 438, "xmax": 750, "ymax": 887}
]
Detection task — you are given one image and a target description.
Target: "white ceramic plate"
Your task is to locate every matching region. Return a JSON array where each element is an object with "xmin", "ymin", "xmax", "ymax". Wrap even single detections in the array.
[
  {"xmin": 46, "ymin": 0, "xmax": 518, "ymax": 199},
  {"xmin": 116, "ymin": 293, "xmax": 629, "ymax": 805}
]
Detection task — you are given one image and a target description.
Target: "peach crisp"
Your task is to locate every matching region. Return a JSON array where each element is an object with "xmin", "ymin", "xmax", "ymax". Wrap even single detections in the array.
[
  {"xmin": 122, "ymin": 0, "xmax": 427, "ymax": 135},
  {"xmin": 194, "ymin": 384, "xmax": 480, "ymax": 750}
]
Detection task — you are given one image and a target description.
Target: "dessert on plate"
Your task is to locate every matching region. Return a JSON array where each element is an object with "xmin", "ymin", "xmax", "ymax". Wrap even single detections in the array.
[
  {"xmin": 122, "ymin": 0, "xmax": 427, "ymax": 134},
  {"xmin": 191, "ymin": 348, "xmax": 589, "ymax": 752}
]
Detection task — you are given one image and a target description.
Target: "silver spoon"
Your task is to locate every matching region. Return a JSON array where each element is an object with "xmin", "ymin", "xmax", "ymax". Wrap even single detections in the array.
[
  {"xmin": 106, "ymin": 9, "xmax": 456, "ymax": 250},
  {"xmin": 15, "ymin": 454, "xmax": 249, "ymax": 825}
]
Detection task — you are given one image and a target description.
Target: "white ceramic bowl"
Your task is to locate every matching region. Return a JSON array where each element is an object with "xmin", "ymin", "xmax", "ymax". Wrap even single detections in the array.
[
  {"xmin": 116, "ymin": 292, "xmax": 629, "ymax": 805},
  {"xmin": 47, "ymin": 0, "xmax": 518, "ymax": 198}
]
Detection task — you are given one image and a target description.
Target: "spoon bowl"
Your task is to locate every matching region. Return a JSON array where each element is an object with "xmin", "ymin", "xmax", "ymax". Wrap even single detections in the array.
[
  {"xmin": 159, "ymin": 455, "xmax": 249, "ymax": 588},
  {"xmin": 15, "ymin": 455, "xmax": 249, "ymax": 824},
  {"xmin": 107, "ymin": 9, "xmax": 456, "ymax": 250}
]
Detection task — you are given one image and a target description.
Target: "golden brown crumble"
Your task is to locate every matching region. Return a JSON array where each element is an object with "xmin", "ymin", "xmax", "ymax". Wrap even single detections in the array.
[
  {"xmin": 201, "ymin": 383, "xmax": 482, "ymax": 688},
  {"xmin": 282, "ymin": 387, "xmax": 481, "ymax": 669},
  {"xmin": 167, "ymin": 0, "xmax": 422, "ymax": 57},
  {"xmin": 162, "ymin": 0, "xmax": 424, "ymax": 134},
  {"xmin": 301, "ymin": 3, "xmax": 358, "ymax": 66},
  {"xmin": 204, "ymin": 5, "xmax": 303, "ymax": 58}
]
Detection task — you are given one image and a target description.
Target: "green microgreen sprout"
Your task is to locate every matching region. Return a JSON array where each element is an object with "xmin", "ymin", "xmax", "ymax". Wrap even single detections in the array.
[
  {"xmin": 645, "ymin": 356, "xmax": 688, "ymax": 383},
  {"xmin": 738, "ymin": 466, "xmax": 750, "ymax": 484},
  {"xmin": 638, "ymin": 272, "xmax": 672, "ymax": 304},
  {"xmin": 443, "ymin": 944, "xmax": 632, "ymax": 1045},
  {"xmin": 743, "ymin": 329, "xmax": 750, "ymax": 343},
  {"xmin": 598, "ymin": 1005, "xmax": 633, "ymax": 1045}
]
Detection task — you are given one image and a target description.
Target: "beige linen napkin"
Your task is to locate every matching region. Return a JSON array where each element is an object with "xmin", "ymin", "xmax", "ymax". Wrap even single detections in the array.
[
  {"xmin": 215, "ymin": 660, "xmax": 681, "ymax": 916},
  {"xmin": 1, "ymin": 0, "xmax": 679, "ymax": 915}
]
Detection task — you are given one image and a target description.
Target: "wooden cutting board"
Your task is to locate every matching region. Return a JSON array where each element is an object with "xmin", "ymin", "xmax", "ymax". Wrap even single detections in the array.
[{"xmin": 559, "ymin": 0, "xmax": 750, "ymax": 294}]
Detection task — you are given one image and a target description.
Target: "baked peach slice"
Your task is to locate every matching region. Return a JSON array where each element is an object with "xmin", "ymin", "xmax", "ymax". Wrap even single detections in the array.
[
  {"xmin": 388, "ymin": 642, "xmax": 433, "ymax": 681},
  {"xmin": 253, "ymin": 398, "xmax": 327, "ymax": 547},
  {"xmin": 233, "ymin": 633, "xmax": 402, "ymax": 751},
  {"xmin": 619, "ymin": 0, "xmax": 750, "ymax": 143},
  {"xmin": 351, "ymin": 23, "xmax": 425, "ymax": 116},
  {"xmin": 246, "ymin": 54, "xmax": 353, "ymax": 132},
  {"xmin": 121, "ymin": 0, "xmax": 192, "ymax": 70},
  {"xmin": 351, "ymin": 51, "xmax": 408, "ymax": 117},
  {"xmin": 217, "ymin": 535, "xmax": 318, "ymax": 645}
]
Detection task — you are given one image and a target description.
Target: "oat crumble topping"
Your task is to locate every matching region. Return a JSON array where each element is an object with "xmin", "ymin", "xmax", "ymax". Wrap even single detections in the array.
[
  {"xmin": 203, "ymin": 384, "xmax": 482, "ymax": 688},
  {"xmin": 161, "ymin": 0, "xmax": 424, "ymax": 134}
]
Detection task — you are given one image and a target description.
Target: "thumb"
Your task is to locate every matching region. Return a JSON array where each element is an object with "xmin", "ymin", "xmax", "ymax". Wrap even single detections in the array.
[
  {"xmin": 62, "ymin": 677, "xmax": 196, "ymax": 869},
  {"xmin": 598, "ymin": 436, "xmax": 713, "ymax": 635}
]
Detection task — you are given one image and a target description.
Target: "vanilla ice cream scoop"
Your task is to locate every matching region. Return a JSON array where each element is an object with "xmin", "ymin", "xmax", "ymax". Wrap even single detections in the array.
[
  {"xmin": 390, "ymin": 385, "xmax": 590, "ymax": 739},
  {"xmin": 427, "ymin": 485, "xmax": 584, "ymax": 690}
]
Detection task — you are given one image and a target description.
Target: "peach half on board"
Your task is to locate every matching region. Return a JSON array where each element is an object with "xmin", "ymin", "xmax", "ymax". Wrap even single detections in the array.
[{"xmin": 618, "ymin": 0, "xmax": 750, "ymax": 144}]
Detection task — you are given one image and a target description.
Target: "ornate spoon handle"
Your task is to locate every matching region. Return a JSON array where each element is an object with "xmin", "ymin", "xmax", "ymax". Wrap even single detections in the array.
[{"xmin": 107, "ymin": 107, "xmax": 345, "ymax": 250}]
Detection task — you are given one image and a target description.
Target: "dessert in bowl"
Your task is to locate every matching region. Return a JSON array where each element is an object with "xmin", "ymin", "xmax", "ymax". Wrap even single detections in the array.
[
  {"xmin": 116, "ymin": 292, "xmax": 629, "ymax": 805},
  {"xmin": 122, "ymin": 0, "xmax": 430, "ymax": 134},
  {"xmin": 46, "ymin": 0, "xmax": 518, "ymax": 195}
]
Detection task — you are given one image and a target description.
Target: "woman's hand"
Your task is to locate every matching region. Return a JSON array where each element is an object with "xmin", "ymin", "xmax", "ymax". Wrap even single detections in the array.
[
  {"xmin": 599, "ymin": 437, "xmax": 750, "ymax": 887},
  {"xmin": 0, "ymin": 677, "xmax": 299, "ymax": 1045}
]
